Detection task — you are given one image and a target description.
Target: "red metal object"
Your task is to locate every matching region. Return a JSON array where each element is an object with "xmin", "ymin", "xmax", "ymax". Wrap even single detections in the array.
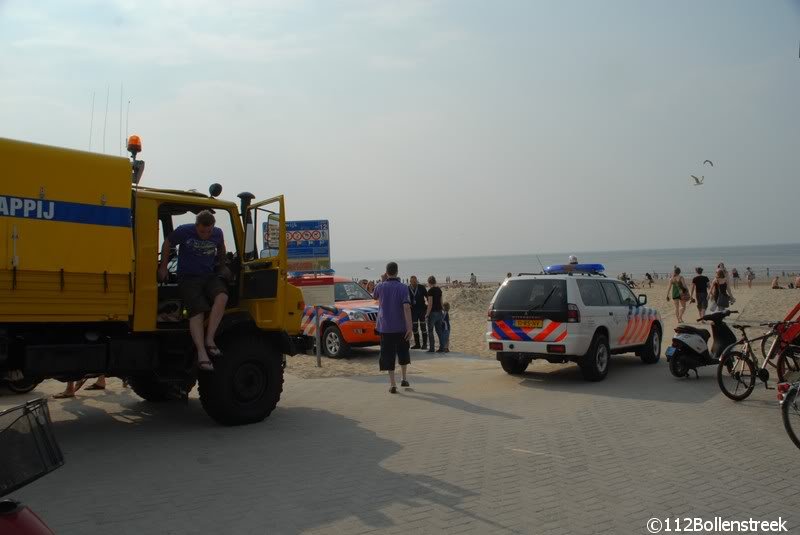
[{"xmin": 0, "ymin": 501, "xmax": 55, "ymax": 534}]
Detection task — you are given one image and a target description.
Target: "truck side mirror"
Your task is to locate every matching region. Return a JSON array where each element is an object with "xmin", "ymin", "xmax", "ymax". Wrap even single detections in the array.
[{"xmin": 638, "ymin": 294, "xmax": 647, "ymax": 306}]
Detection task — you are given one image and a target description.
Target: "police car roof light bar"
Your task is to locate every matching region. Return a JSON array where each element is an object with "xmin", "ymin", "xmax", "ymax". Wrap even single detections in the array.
[{"xmin": 543, "ymin": 263, "xmax": 606, "ymax": 275}]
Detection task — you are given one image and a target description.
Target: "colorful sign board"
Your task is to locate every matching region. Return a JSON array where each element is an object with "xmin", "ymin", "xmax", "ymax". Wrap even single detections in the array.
[{"xmin": 282, "ymin": 220, "xmax": 331, "ymax": 273}]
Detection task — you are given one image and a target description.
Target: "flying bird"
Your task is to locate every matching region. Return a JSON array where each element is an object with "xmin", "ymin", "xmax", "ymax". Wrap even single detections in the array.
[
  {"xmin": 691, "ymin": 175, "xmax": 704, "ymax": 186},
  {"xmin": 703, "ymin": 160, "xmax": 713, "ymax": 167}
]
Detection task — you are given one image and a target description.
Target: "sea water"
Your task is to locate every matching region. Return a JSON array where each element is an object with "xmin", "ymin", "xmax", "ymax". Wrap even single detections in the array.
[{"xmin": 333, "ymin": 243, "xmax": 800, "ymax": 282}]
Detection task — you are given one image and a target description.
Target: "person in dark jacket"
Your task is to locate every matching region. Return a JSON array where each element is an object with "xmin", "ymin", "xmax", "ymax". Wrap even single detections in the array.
[{"xmin": 408, "ymin": 275, "xmax": 428, "ymax": 349}]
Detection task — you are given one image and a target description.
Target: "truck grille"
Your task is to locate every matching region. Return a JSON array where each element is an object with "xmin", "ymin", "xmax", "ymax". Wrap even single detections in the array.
[{"xmin": 365, "ymin": 312, "xmax": 378, "ymax": 322}]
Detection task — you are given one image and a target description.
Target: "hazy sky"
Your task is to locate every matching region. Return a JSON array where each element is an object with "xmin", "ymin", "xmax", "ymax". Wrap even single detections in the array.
[{"xmin": 2, "ymin": 0, "xmax": 799, "ymax": 261}]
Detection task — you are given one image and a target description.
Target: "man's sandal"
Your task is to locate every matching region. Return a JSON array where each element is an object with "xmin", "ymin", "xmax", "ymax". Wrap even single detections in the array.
[
  {"xmin": 53, "ymin": 391, "xmax": 75, "ymax": 399},
  {"xmin": 198, "ymin": 360, "xmax": 214, "ymax": 372},
  {"xmin": 205, "ymin": 345, "xmax": 223, "ymax": 358}
]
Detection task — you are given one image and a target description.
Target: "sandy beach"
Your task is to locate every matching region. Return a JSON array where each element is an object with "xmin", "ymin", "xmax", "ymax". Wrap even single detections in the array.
[{"xmin": 286, "ymin": 280, "xmax": 800, "ymax": 379}]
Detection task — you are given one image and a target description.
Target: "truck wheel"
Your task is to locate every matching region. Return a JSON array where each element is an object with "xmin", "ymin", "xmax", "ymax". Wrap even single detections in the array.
[
  {"xmin": 322, "ymin": 325, "xmax": 350, "ymax": 358},
  {"xmin": 639, "ymin": 326, "xmax": 662, "ymax": 364},
  {"xmin": 6, "ymin": 378, "xmax": 41, "ymax": 394},
  {"xmin": 499, "ymin": 353, "xmax": 529, "ymax": 375},
  {"xmin": 580, "ymin": 333, "xmax": 610, "ymax": 381},
  {"xmin": 129, "ymin": 375, "xmax": 196, "ymax": 402},
  {"xmin": 198, "ymin": 331, "xmax": 284, "ymax": 426}
]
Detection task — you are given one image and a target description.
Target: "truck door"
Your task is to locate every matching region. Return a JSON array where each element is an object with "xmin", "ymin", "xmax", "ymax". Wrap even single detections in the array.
[{"xmin": 240, "ymin": 196, "xmax": 287, "ymax": 330}]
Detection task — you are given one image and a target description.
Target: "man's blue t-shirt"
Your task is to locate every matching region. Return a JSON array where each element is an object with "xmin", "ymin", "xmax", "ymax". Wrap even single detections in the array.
[{"xmin": 167, "ymin": 224, "xmax": 224, "ymax": 276}]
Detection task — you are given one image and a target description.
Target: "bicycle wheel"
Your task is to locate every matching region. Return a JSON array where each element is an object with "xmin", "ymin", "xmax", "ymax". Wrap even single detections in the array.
[
  {"xmin": 781, "ymin": 387, "xmax": 800, "ymax": 450},
  {"xmin": 717, "ymin": 350, "xmax": 756, "ymax": 401},
  {"xmin": 776, "ymin": 346, "xmax": 800, "ymax": 383},
  {"xmin": 761, "ymin": 333, "xmax": 779, "ymax": 361}
]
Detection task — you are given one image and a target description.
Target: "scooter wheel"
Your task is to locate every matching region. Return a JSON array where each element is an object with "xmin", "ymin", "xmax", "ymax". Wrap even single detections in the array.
[{"xmin": 669, "ymin": 353, "xmax": 691, "ymax": 378}]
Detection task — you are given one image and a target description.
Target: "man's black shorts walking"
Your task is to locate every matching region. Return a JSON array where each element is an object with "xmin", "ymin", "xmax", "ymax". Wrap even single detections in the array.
[{"xmin": 379, "ymin": 333, "xmax": 411, "ymax": 371}]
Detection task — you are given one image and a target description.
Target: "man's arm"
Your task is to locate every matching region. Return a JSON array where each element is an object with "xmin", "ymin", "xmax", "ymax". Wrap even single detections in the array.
[{"xmin": 158, "ymin": 238, "xmax": 172, "ymax": 281}]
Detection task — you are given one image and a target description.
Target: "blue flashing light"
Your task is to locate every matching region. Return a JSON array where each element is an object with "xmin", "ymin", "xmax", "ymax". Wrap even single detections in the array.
[{"xmin": 544, "ymin": 263, "xmax": 605, "ymax": 275}]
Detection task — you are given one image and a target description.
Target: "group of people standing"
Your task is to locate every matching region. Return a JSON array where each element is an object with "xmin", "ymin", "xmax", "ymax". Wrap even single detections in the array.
[
  {"xmin": 667, "ymin": 263, "xmax": 736, "ymax": 323},
  {"xmin": 373, "ymin": 263, "xmax": 451, "ymax": 393}
]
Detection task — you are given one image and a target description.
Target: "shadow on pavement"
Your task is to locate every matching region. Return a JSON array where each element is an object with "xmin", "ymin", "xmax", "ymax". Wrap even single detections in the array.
[
  {"xmin": 18, "ymin": 403, "xmax": 519, "ymax": 534},
  {"xmin": 401, "ymin": 390, "xmax": 522, "ymax": 420},
  {"xmin": 514, "ymin": 355, "xmax": 721, "ymax": 404}
]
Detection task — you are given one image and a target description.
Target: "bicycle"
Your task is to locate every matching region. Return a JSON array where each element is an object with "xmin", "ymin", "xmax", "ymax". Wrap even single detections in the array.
[
  {"xmin": 778, "ymin": 381, "xmax": 800, "ymax": 450},
  {"xmin": 716, "ymin": 321, "xmax": 800, "ymax": 401}
]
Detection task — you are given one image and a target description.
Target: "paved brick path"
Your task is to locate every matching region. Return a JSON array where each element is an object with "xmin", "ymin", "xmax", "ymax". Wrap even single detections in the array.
[{"xmin": 3, "ymin": 353, "xmax": 799, "ymax": 534}]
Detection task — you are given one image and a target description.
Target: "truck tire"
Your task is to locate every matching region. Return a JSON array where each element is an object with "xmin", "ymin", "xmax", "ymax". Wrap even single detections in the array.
[
  {"xmin": 499, "ymin": 353, "xmax": 529, "ymax": 375},
  {"xmin": 129, "ymin": 375, "xmax": 196, "ymax": 402},
  {"xmin": 322, "ymin": 325, "xmax": 350, "ymax": 358},
  {"xmin": 198, "ymin": 330, "xmax": 284, "ymax": 426},
  {"xmin": 6, "ymin": 378, "xmax": 41, "ymax": 394},
  {"xmin": 579, "ymin": 333, "xmax": 610, "ymax": 381},
  {"xmin": 639, "ymin": 325, "xmax": 662, "ymax": 364}
]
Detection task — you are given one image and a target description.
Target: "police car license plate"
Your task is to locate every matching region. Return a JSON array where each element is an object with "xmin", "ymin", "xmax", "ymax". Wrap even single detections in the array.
[{"xmin": 515, "ymin": 319, "xmax": 543, "ymax": 329}]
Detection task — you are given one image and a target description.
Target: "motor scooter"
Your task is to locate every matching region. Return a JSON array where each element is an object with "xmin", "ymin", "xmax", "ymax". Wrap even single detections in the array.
[{"xmin": 666, "ymin": 309, "xmax": 738, "ymax": 378}]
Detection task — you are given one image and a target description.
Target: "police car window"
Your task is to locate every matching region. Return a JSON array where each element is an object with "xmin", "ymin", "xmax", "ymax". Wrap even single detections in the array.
[
  {"xmin": 577, "ymin": 279, "xmax": 607, "ymax": 306},
  {"xmin": 616, "ymin": 283, "xmax": 638, "ymax": 306},
  {"xmin": 335, "ymin": 282, "xmax": 372, "ymax": 301},
  {"xmin": 493, "ymin": 279, "xmax": 567, "ymax": 311},
  {"xmin": 600, "ymin": 281, "xmax": 622, "ymax": 306}
]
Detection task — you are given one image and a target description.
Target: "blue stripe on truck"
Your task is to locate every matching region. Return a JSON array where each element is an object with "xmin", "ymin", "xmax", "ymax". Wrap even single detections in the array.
[{"xmin": 0, "ymin": 195, "xmax": 131, "ymax": 227}]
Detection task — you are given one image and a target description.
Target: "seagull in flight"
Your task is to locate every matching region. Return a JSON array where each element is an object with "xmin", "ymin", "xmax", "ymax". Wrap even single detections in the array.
[{"xmin": 690, "ymin": 175, "xmax": 704, "ymax": 186}]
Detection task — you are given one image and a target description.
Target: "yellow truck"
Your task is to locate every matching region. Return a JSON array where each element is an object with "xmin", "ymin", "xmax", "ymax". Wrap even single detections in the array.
[{"xmin": 0, "ymin": 137, "xmax": 305, "ymax": 425}]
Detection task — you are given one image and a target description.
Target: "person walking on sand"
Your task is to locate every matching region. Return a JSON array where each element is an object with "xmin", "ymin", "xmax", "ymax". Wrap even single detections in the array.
[
  {"xmin": 710, "ymin": 269, "xmax": 735, "ymax": 310},
  {"xmin": 426, "ymin": 276, "xmax": 446, "ymax": 353},
  {"xmin": 745, "ymin": 267, "xmax": 755, "ymax": 288},
  {"xmin": 373, "ymin": 262, "xmax": 413, "ymax": 394},
  {"xmin": 408, "ymin": 275, "xmax": 429, "ymax": 349},
  {"xmin": 731, "ymin": 268, "xmax": 740, "ymax": 289},
  {"xmin": 441, "ymin": 302, "xmax": 451, "ymax": 353},
  {"xmin": 645, "ymin": 273, "xmax": 653, "ymax": 288},
  {"xmin": 666, "ymin": 267, "xmax": 690, "ymax": 323},
  {"xmin": 690, "ymin": 267, "xmax": 710, "ymax": 320},
  {"xmin": 469, "ymin": 273, "xmax": 477, "ymax": 287}
]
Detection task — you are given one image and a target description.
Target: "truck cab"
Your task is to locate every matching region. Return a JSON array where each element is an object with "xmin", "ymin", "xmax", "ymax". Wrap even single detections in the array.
[{"xmin": 0, "ymin": 137, "xmax": 304, "ymax": 425}]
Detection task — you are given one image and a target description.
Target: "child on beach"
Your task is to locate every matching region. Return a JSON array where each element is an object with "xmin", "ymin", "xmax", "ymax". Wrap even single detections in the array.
[
  {"xmin": 666, "ymin": 267, "xmax": 690, "ymax": 323},
  {"xmin": 746, "ymin": 267, "xmax": 755, "ymax": 288},
  {"xmin": 442, "ymin": 302, "xmax": 451, "ymax": 353}
]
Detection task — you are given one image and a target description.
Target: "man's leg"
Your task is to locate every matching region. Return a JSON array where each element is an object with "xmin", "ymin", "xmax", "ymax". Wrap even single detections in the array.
[
  {"xmin": 400, "ymin": 364, "xmax": 407, "ymax": 383},
  {"xmin": 205, "ymin": 292, "xmax": 228, "ymax": 348},
  {"xmin": 420, "ymin": 312, "xmax": 428, "ymax": 349},
  {"xmin": 190, "ymin": 313, "xmax": 210, "ymax": 365},
  {"xmin": 411, "ymin": 311, "xmax": 421, "ymax": 348},
  {"xmin": 388, "ymin": 370, "xmax": 396, "ymax": 388}
]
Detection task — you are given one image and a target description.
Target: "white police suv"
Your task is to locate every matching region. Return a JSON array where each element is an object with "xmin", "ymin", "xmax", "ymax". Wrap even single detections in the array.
[{"xmin": 486, "ymin": 263, "xmax": 662, "ymax": 381}]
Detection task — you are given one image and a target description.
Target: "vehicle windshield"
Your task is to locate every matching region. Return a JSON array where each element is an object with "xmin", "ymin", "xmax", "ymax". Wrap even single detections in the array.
[
  {"xmin": 335, "ymin": 282, "xmax": 373, "ymax": 301},
  {"xmin": 493, "ymin": 279, "xmax": 567, "ymax": 312}
]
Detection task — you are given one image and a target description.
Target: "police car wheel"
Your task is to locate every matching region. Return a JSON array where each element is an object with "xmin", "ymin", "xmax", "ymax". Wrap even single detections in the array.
[
  {"xmin": 640, "ymin": 326, "xmax": 662, "ymax": 364},
  {"xmin": 499, "ymin": 353, "xmax": 529, "ymax": 375},
  {"xmin": 580, "ymin": 333, "xmax": 610, "ymax": 381},
  {"xmin": 323, "ymin": 325, "xmax": 350, "ymax": 358}
]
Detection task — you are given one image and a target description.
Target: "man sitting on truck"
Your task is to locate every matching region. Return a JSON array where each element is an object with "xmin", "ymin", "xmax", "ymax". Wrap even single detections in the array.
[{"xmin": 158, "ymin": 210, "xmax": 228, "ymax": 371}]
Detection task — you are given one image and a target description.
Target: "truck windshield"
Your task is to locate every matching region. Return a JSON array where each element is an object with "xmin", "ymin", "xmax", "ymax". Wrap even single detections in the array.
[
  {"xmin": 494, "ymin": 279, "xmax": 567, "ymax": 312},
  {"xmin": 335, "ymin": 282, "xmax": 373, "ymax": 301}
]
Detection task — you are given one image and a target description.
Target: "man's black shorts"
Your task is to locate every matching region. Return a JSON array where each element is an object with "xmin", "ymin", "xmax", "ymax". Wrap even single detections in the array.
[
  {"xmin": 379, "ymin": 333, "xmax": 411, "ymax": 371},
  {"xmin": 179, "ymin": 274, "xmax": 228, "ymax": 317}
]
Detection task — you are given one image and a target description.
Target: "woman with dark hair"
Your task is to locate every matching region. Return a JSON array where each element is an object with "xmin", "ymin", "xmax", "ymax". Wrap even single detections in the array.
[
  {"xmin": 710, "ymin": 269, "xmax": 735, "ymax": 310},
  {"xmin": 666, "ymin": 266, "xmax": 690, "ymax": 323}
]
